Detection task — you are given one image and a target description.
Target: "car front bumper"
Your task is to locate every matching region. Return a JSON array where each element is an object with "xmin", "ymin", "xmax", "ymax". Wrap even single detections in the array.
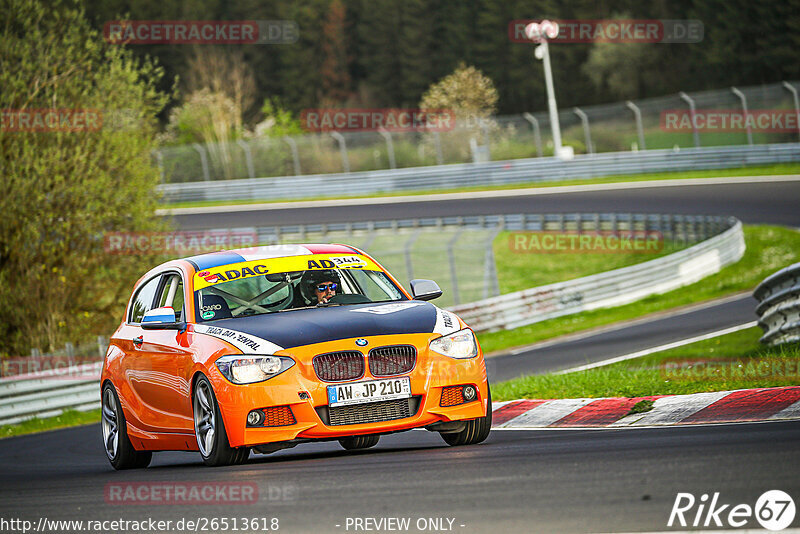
[{"xmin": 209, "ymin": 333, "xmax": 489, "ymax": 448}]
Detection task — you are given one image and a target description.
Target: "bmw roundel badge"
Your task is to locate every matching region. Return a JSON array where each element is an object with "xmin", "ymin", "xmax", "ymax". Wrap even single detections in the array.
[{"xmin": 355, "ymin": 338, "xmax": 368, "ymax": 347}]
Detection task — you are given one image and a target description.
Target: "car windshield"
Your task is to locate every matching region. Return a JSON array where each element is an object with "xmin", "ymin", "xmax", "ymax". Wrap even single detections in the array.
[{"xmin": 194, "ymin": 268, "xmax": 406, "ymax": 321}]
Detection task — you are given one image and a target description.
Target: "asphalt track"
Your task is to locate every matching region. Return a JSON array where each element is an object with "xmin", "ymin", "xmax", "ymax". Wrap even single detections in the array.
[
  {"xmin": 1, "ymin": 177, "xmax": 797, "ymax": 533},
  {"xmin": 0, "ymin": 421, "xmax": 798, "ymax": 532},
  {"xmin": 170, "ymin": 178, "xmax": 800, "ymax": 229}
]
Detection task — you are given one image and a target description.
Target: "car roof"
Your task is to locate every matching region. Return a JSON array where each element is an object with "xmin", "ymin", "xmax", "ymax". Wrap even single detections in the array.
[{"xmin": 182, "ymin": 243, "xmax": 361, "ymax": 271}]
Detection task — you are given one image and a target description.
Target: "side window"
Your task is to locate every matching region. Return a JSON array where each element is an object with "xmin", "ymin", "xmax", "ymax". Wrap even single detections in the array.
[
  {"xmin": 129, "ymin": 276, "xmax": 162, "ymax": 324},
  {"xmin": 157, "ymin": 273, "xmax": 185, "ymax": 321}
]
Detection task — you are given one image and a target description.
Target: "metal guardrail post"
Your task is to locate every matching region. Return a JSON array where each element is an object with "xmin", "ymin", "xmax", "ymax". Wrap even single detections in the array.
[
  {"xmin": 573, "ymin": 107, "xmax": 593, "ymax": 154},
  {"xmin": 783, "ymin": 82, "xmax": 800, "ymax": 143},
  {"xmin": 679, "ymin": 92, "xmax": 701, "ymax": 148},
  {"xmin": 192, "ymin": 143, "xmax": 211, "ymax": 181},
  {"xmin": 522, "ymin": 113, "xmax": 543, "ymax": 157},
  {"xmin": 283, "ymin": 136, "xmax": 301, "ymax": 175},
  {"xmin": 331, "ymin": 131, "xmax": 350, "ymax": 173},
  {"xmin": 731, "ymin": 87, "xmax": 753, "ymax": 146},
  {"xmin": 625, "ymin": 101, "xmax": 646, "ymax": 151},
  {"xmin": 236, "ymin": 139, "xmax": 256, "ymax": 178},
  {"xmin": 378, "ymin": 128, "xmax": 396, "ymax": 169}
]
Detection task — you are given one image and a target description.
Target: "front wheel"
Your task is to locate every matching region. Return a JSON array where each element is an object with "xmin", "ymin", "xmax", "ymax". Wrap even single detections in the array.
[
  {"xmin": 440, "ymin": 387, "xmax": 492, "ymax": 446},
  {"xmin": 102, "ymin": 384, "xmax": 152, "ymax": 470},
  {"xmin": 193, "ymin": 375, "xmax": 249, "ymax": 466}
]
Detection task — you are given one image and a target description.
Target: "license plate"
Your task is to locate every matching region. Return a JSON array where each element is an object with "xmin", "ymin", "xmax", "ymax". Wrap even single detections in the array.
[{"xmin": 327, "ymin": 377, "xmax": 411, "ymax": 407}]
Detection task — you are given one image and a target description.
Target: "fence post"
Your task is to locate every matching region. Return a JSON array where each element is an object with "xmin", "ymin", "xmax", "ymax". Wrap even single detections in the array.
[
  {"xmin": 625, "ymin": 101, "xmax": 646, "ymax": 151},
  {"xmin": 573, "ymin": 107, "xmax": 593, "ymax": 154},
  {"xmin": 483, "ymin": 225, "xmax": 503, "ymax": 299},
  {"xmin": 679, "ymin": 92, "xmax": 701, "ymax": 148},
  {"xmin": 330, "ymin": 131, "xmax": 350, "ymax": 173},
  {"xmin": 433, "ymin": 131, "xmax": 443, "ymax": 165},
  {"xmin": 236, "ymin": 139, "xmax": 256, "ymax": 178},
  {"xmin": 283, "ymin": 136, "xmax": 301, "ymax": 175},
  {"xmin": 153, "ymin": 150, "xmax": 166, "ymax": 183},
  {"xmin": 192, "ymin": 143, "xmax": 211, "ymax": 181},
  {"xmin": 447, "ymin": 228, "xmax": 464, "ymax": 305},
  {"xmin": 404, "ymin": 230, "xmax": 422, "ymax": 282},
  {"xmin": 522, "ymin": 113, "xmax": 543, "ymax": 157},
  {"xmin": 782, "ymin": 81, "xmax": 800, "ymax": 143},
  {"xmin": 378, "ymin": 128, "xmax": 396, "ymax": 169},
  {"xmin": 731, "ymin": 87, "xmax": 753, "ymax": 145}
]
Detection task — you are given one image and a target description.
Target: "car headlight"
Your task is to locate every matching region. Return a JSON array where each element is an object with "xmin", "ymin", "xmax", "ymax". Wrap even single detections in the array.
[
  {"xmin": 429, "ymin": 329, "xmax": 478, "ymax": 359},
  {"xmin": 215, "ymin": 355, "xmax": 295, "ymax": 384}
]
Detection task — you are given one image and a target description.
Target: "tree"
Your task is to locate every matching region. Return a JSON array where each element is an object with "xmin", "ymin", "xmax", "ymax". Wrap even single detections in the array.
[
  {"xmin": 320, "ymin": 0, "xmax": 351, "ymax": 105},
  {"xmin": 0, "ymin": 0, "xmax": 170, "ymax": 354},
  {"xmin": 419, "ymin": 63, "xmax": 499, "ymax": 120}
]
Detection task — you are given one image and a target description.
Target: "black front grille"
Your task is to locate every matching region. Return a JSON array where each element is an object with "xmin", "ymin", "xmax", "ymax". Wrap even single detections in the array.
[
  {"xmin": 327, "ymin": 398, "xmax": 414, "ymax": 426},
  {"xmin": 313, "ymin": 351, "xmax": 364, "ymax": 382},
  {"xmin": 369, "ymin": 345, "xmax": 417, "ymax": 376}
]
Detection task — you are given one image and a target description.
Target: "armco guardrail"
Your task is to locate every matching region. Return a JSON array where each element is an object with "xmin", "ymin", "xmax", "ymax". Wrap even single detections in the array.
[
  {"xmin": 0, "ymin": 362, "xmax": 101, "ymax": 426},
  {"xmin": 450, "ymin": 218, "xmax": 745, "ymax": 332},
  {"xmin": 754, "ymin": 262, "xmax": 800, "ymax": 346},
  {"xmin": 0, "ymin": 213, "xmax": 740, "ymax": 425},
  {"xmin": 157, "ymin": 143, "xmax": 800, "ymax": 203}
]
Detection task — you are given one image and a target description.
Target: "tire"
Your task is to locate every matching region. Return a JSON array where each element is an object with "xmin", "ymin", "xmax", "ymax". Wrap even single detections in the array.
[
  {"xmin": 338, "ymin": 435, "xmax": 380, "ymax": 450},
  {"xmin": 193, "ymin": 375, "xmax": 249, "ymax": 467},
  {"xmin": 440, "ymin": 386, "xmax": 492, "ymax": 446},
  {"xmin": 102, "ymin": 383, "xmax": 152, "ymax": 470}
]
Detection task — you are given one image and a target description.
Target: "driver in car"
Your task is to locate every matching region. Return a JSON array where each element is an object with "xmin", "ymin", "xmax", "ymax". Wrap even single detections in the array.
[{"xmin": 308, "ymin": 270, "xmax": 340, "ymax": 305}]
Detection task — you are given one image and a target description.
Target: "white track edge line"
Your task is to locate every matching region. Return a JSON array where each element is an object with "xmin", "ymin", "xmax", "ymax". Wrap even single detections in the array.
[{"xmin": 552, "ymin": 321, "xmax": 759, "ymax": 375}]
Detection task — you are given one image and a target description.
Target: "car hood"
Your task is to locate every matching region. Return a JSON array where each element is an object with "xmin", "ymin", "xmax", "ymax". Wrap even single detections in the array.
[{"xmin": 197, "ymin": 301, "xmax": 462, "ymax": 350}]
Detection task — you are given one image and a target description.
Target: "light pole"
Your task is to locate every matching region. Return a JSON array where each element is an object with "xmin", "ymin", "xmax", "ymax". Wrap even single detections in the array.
[{"xmin": 526, "ymin": 20, "xmax": 571, "ymax": 159}]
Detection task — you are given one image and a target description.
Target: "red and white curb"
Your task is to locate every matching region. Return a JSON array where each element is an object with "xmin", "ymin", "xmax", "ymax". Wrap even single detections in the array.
[{"xmin": 490, "ymin": 386, "xmax": 800, "ymax": 429}]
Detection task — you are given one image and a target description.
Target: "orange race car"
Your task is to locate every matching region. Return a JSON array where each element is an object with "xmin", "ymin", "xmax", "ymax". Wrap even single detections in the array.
[{"xmin": 101, "ymin": 244, "xmax": 491, "ymax": 469}]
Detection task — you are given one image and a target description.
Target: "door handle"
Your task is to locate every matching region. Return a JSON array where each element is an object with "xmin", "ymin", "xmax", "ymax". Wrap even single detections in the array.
[{"xmin": 133, "ymin": 335, "xmax": 144, "ymax": 347}]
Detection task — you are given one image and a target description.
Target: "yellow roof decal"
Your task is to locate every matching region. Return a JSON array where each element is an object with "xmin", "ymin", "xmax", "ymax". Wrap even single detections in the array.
[{"xmin": 193, "ymin": 254, "xmax": 379, "ymax": 289}]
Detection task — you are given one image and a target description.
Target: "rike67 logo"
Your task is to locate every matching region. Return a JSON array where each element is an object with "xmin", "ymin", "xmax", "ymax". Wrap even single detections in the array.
[{"xmin": 669, "ymin": 490, "xmax": 796, "ymax": 531}]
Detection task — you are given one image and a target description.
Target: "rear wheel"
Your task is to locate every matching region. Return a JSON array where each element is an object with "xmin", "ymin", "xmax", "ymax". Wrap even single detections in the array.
[
  {"xmin": 102, "ymin": 384, "xmax": 152, "ymax": 470},
  {"xmin": 193, "ymin": 375, "xmax": 249, "ymax": 466},
  {"xmin": 339, "ymin": 435, "xmax": 380, "ymax": 450},
  {"xmin": 440, "ymin": 387, "xmax": 492, "ymax": 446}
]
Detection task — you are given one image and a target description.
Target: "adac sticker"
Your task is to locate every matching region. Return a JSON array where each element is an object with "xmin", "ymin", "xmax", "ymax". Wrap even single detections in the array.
[{"xmin": 194, "ymin": 254, "xmax": 380, "ymax": 290}]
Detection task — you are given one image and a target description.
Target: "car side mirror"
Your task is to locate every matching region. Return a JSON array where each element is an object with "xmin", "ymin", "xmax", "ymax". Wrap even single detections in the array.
[
  {"xmin": 141, "ymin": 307, "xmax": 186, "ymax": 331},
  {"xmin": 410, "ymin": 279, "xmax": 443, "ymax": 301}
]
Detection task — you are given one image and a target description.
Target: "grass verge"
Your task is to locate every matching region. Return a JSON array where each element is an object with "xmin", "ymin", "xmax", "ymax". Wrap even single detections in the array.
[
  {"xmin": 479, "ymin": 225, "xmax": 800, "ymax": 355},
  {"xmin": 161, "ymin": 163, "xmax": 800, "ymax": 209},
  {"xmin": 0, "ymin": 408, "xmax": 100, "ymax": 439},
  {"xmin": 492, "ymin": 326, "xmax": 800, "ymax": 401}
]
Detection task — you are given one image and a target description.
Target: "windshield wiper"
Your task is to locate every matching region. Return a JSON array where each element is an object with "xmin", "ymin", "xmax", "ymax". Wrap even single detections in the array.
[{"xmin": 277, "ymin": 302, "xmax": 342, "ymax": 313}]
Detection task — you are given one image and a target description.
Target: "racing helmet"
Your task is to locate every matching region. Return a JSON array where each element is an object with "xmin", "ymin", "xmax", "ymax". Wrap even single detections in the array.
[{"xmin": 300, "ymin": 269, "xmax": 341, "ymax": 303}]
